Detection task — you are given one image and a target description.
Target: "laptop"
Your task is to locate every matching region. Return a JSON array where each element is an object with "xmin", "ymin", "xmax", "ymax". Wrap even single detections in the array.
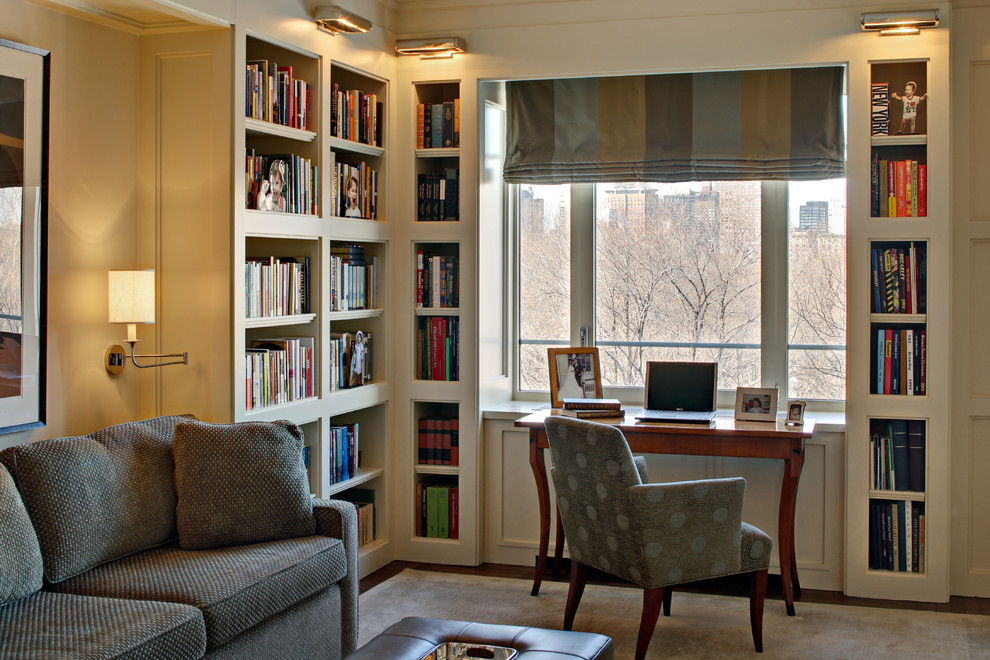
[{"xmin": 635, "ymin": 361, "xmax": 718, "ymax": 424}]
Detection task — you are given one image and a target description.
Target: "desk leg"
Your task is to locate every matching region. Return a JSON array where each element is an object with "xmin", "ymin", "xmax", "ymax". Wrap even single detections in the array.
[
  {"xmin": 778, "ymin": 449, "xmax": 805, "ymax": 616},
  {"xmin": 553, "ymin": 507, "xmax": 566, "ymax": 579},
  {"xmin": 529, "ymin": 430, "xmax": 551, "ymax": 596}
]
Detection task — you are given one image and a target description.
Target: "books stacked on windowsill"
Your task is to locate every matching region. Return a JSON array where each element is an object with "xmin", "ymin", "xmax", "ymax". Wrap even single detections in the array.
[{"xmin": 560, "ymin": 398, "xmax": 625, "ymax": 419}]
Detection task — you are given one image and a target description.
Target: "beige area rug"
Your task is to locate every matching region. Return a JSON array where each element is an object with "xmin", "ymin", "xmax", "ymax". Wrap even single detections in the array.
[{"xmin": 359, "ymin": 569, "xmax": 990, "ymax": 659}]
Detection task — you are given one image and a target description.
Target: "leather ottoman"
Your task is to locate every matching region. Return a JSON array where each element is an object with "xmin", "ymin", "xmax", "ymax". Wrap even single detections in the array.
[{"xmin": 348, "ymin": 617, "xmax": 613, "ymax": 659}]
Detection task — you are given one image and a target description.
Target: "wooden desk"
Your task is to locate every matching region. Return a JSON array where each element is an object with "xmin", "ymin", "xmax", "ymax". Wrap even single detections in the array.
[{"xmin": 514, "ymin": 410, "xmax": 814, "ymax": 616}]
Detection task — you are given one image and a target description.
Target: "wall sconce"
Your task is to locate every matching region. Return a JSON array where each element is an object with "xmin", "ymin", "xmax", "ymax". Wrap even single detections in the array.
[
  {"xmin": 314, "ymin": 5, "xmax": 372, "ymax": 35},
  {"xmin": 105, "ymin": 270, "xmax": 188, "ymax": 374},
  {"xmin": 395, "ymin": 37, "xmax": 467, "ymax": 59},
  {"xmin": 861, "ymin": 9, "xmax": 939, "ymax": 36}
]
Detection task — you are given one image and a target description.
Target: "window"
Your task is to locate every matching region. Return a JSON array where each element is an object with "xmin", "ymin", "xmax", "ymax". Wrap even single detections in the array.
[{"xmin": 516, "ymin": 179, "xmax": 846, "ymax": 403}]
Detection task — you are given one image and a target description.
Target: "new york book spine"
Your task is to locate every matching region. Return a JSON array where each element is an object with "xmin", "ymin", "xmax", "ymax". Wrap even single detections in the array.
[{"xmin": 871, "ymin": 82, "xmax": 890, "ymax": 135}]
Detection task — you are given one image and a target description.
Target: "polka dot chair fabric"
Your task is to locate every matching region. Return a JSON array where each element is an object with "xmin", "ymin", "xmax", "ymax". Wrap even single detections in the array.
[
  {"xmin": 0, "ymin": 464, "xmax": 43, "ymax": 605},
  {"xmin": 0, "ymin": 415, "xmax": 194, "ymax": 583},
  {"xmin": 546, "ymin": 416, "xmax": 770, "ymax": 588},
  {"xmin": 173, "ymin": 420, "xmax": 315, "ymax": 550}
]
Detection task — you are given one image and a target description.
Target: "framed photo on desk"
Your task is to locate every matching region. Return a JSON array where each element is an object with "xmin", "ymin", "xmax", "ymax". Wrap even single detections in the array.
[
  {"xmin": 547, "ymin": 347, "xmax": 601, "ymax": 408},
  {"xmin": 734, "ymin": 387, "xmax": 778, "ymax": 422}
]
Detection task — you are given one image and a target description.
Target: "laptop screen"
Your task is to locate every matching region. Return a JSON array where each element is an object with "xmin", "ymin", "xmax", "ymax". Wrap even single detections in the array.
[{"xmin": 644, "ymin": 361, "xmax": 718, "ymax": 412}]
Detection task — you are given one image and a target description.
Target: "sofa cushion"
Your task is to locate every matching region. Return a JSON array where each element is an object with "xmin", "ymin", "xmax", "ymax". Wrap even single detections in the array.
[
  {"xmin": 51, "ymin": 536, "xmax": 346, "ymax": 649},
  {"xmin": 0, "ymin": 464, "xmax": 43, "ymax": 604},
  {"xmin": 0, "ymin": 415, "xmax": 192, "ymax": 583},
  {"xmin": 173, "ymin": 419, "xmax": 315, "ymax": 550},
  {"xmin": 0, "ymin": 590, "xmax": 206, "ymax": 659}
]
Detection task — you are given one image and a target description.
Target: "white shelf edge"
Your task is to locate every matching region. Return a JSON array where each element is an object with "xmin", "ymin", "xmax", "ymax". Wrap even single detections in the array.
[
  {"xmin": 870, "ymin": 134, "xmax": 927, "ymax": 147},
  {"xmin": 415, "ymin": 148, "xmax": 460, "ymax": 158},
  {"xmin": 868, "ymin": 489, "xmax": 926, "ymax": 502},
  {"xmin": 245, "ymin": 313, "xmax": 317, "ymax": 328},
  {"xmin": 414, "ymin": 307, "xmax": 460, "ymax": 316},
  {"xmin": 323, "ymin": 467, "xmax": 386, "ymax": 497},
  {"xmin": 329, "ymin": 136, "xmax": 385, "ymax": 157},
  {"xmin": 245, "ymin": 117, "xmax": 318, "ymax": 142},
  {"xmin": 328, "ymin": 308, "xmax": 384, "ymax": 321},
  {"xmin": 414, "ymin": 464, "xmax": 460, "ymax": 476},
  {"xmin": 358, "ymin": 537, "xmax": 389, "ymax": 557},
  {"xmin": 242, "ymin": 397, "xmax": 321, "ymax": 420},
  {"xmin": 869, "ymin": 313, "xmax": 927, "ymax": 323}
]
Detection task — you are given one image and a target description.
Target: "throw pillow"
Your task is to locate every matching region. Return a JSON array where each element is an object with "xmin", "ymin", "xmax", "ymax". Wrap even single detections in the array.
[
  {"xmin": 0, "ymin": 464, "xmax": 43, "ymax": 603},
  {"xmin": 0, "ymin": 415, "xmax": 192, "ymax": 583},
  {"xmin": 173, "ymin": 419, "xmax": 315, "ymax": 549}
]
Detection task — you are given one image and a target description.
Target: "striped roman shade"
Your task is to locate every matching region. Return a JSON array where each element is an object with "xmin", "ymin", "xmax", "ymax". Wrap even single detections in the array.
[{"xmin": 504, "ymin": 67, "xmax": 845, "ymax": 183}]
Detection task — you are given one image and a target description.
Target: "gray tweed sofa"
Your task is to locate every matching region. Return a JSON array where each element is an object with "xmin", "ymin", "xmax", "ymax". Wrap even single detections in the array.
[{"xmin": 0, "ymin": 415, "xmax": 358, "ymax": 659}]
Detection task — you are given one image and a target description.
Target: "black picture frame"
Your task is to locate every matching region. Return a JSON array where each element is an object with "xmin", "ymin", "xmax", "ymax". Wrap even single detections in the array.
[{"xmin": 0, "ymin": 38, "xmax": 49, "ymax": 434}]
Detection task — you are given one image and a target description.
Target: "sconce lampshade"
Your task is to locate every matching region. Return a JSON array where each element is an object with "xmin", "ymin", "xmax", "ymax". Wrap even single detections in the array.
[{"xmin": 108, "ymin": 270, "xmax": 155, "ymax": 324}]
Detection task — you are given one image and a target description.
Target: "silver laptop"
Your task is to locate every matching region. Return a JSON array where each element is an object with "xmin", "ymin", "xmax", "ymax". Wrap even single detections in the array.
[{"xmin": 635, "ymin": 361, "xmax": 717, "ymax": 424}]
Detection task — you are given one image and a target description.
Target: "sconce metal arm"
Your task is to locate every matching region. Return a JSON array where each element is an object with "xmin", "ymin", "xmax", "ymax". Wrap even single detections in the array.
[{"xmin": 127, "ymin": 340, "xmax": 188, "ymax": 368}]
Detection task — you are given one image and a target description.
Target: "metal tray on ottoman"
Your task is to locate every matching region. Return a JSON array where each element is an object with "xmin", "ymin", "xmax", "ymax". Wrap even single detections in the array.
[{"xmin": 348, "ymin": 617, "xmax": 613, "ymax": 660}]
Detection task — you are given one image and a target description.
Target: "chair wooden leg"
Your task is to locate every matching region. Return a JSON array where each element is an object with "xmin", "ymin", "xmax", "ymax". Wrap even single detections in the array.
[
  {"xmin": 662, "ymin": 587, "xmax": 672, "ymax": 616},
  {"xmin": 636, "ymin": 587, "xmax": 665, "ymax": 660},
  {"xmin": 749, "ymin": 569, "xmax": 768, "ymax": 653},
  {"xmin": 563, "ymin": 560, "xmax": 588, "ymax": 631}
]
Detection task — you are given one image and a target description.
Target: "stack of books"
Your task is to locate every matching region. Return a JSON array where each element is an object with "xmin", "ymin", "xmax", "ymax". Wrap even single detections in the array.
[{"xmin": 560, "ymin": 398, "xmax": 625, "ymax": 419}]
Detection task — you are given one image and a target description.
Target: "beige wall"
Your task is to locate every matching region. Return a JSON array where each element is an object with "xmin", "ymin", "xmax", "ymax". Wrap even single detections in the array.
[{"xmin": 0, "ymin": 0, "xmax": 142, "ymax": 450}]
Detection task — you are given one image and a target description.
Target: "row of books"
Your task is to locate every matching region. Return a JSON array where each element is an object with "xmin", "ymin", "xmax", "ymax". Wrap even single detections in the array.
[
  {"xmin": 329, "ymin": 331, "xmax": 372, "ymax": 391},
  {"xmin": 417, "ymin": 101, "xmax": 460, "ymax": 149},
  {"xmin": 331, "ymin": 84, "xmax": 382, "ymax": 146},
  {"xmin": 871, "ymin": 327, "xmax": 926, "ymax": 395},
  {"xmin": 870, "ymin": 244, "xmax": 927, "ymax": 314},
  {"xmin": 329, "ymin": 154, "xmax": 378, "ymax": 220},
  {"xmin": 244, "ymin": 337, "xmax": 314, "ymax": 410},
  {"xmin": 246, "ymin": 151, "xmax": 318, "ymax": 216},
  {"xmin": 870, "ymin": 419, "xmax": 925, "ymax": 492},
  {"xmin": 245, "ymin": 256, "xmax": 310, "ymax": 318},
  {"xmin": 245, "ymin": 60, "xmax": 310, "ymax": 130},
  {"xmin": 869, "ymin": 499, "xmax": 925, "ymax": 573},
  {"xmin": 327, "ymin": 423, "xmax": 359, "ymax": 485},
  {"xmin": 330, "ymin": 245, "xmax": 378, "ymax": 311},
  {"xmin": 416, "ymin": 252, "xmax": 459, "ymax": 308},
  {"xmin": 560, "ymin": 397, "xmax": 626, "ymax": 419},
  {"xmin": 870, "ymin": 156, "xmax": 927, "ymax": 217},
  {"xmin": 339, "ymin": 488, "xmax": 376, "ymax": 547},
  {"xmin": 416, "ymin": 480, "xmax": 459, "ymax": 539},
  {"xmin": 417, "ymin": 316, "xmax": 459, "ymax": 381},
  {"xmin": 417, "ymin": 416, "xmax": 459, "ymax": 466},
  {"xmin": 418, "ymin": 170, "xmax": 459, "ymax": 222}
]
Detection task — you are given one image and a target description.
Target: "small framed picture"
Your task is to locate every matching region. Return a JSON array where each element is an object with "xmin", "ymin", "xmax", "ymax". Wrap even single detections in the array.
[
  {"xmin": 734, "ymin": 387, "xmax": 779, "ymax": 422},
  {"xmin": 786, "ymin": 400, "xmax": 807, "ymax": 426},
  {"xmin": 547, "ymin": 347, "xmax": 602, "ymax": 409}
]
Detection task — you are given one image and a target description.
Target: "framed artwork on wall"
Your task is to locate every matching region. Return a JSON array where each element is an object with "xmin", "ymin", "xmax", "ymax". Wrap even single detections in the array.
[{"xmin": 0, "ymin": 38, "xmax": 49, "ymax": 434}]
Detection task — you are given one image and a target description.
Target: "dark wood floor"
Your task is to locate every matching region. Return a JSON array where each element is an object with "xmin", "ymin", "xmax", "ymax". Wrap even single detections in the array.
[{"xmin": 360, "ymin": 559, "xmax": 990, "ymax": 616}]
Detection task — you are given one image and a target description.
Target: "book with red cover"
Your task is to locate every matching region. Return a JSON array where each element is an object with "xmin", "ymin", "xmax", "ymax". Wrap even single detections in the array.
[
  {"xmin": 449, "ymin": 418, "xmax": 459, "ymax": 466},
  {"xmin": 918, "ymin": 164, "xmax": 927, "ymax": 216},
  {"xmin": 427, "ymin": 417, "xmax": 438, "ymax": 465},
  {"xmin": 905, "ymin": 246, "xmax": 914, "ymax": 314},
  {"xmin": 431, "ymin": 318, "xmax": 442, "ymax": 381},
  {"xmin": 441, "ymin": 418, "xmax": 452, "ymax": 465},
  {"xmin": 895, "ymin": 161, "xmax": 907, "ymax": 217},
  {"xmin": 919, "ymin": 329, "xmax": 927, "ymax": 395},
  {"xmin": 417, "ymin": 417, "xmax": 428, "ymax": 464}
]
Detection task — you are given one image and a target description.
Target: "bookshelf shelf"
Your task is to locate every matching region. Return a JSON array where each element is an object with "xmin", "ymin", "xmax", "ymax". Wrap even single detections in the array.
[
  {"xmin": 415, "ymin": 465, "xmax": 460, "ymax": 476},
  {"xmin": 328, "ymin": 308, "xmax": 383, "ymax": 321},
  {"xmin": 324, "ymin": 382, "xmax": 390, "ymax": 411},
  {"xmin": 869, "ymin": 490, "xmax": 926, "ymax": 502},
  {"xmin": 870, "ymin": 313, "xmax": 927, "ymax": 324},
  {"xmin": 415, "ymin": 307, "xmax": 460, "ymax": 317},
  {"xmin": 416, "ymin": 147, "xmax": 460, "ymax": 158},
  {"xmin": 324, "ymin": 467, "xmax": 385, "ymax": 497},
  {"xmin": 241, "ymin": 397, "xmax": 322, "ymax": 423},
  {"xmin": 329, "ymin": 136, "xmax": 385, "ymax": 158},
  {"xmin": 245, "ymin": 117, "xmax": 317, "ymax": 142},
  {"xmin": 244, "ymin": 211, "xmax": 323, "ymax": 237},
  {"xmin": 871, "ymin": 134, "xmax": 927, "ymax": 147},
  {"xmin": 245, "ymin": 313, "xmax": 318, "ymax": 328}
]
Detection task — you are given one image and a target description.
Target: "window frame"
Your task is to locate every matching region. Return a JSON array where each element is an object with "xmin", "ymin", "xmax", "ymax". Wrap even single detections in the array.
[{"xmin": 512, "ymin": 180, "xmax": 846, "ymax": 412}]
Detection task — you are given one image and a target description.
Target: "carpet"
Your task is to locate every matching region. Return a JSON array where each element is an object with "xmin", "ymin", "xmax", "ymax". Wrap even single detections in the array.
[{"xmin": 359, "ymin": 569, "xmax": 990, "ymax": 659}]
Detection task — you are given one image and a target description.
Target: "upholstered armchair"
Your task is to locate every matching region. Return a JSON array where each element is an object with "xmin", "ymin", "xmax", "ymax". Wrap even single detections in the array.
[{"xmin": 544, "ymin": 415, "xmax": 772, "ymax": 660}]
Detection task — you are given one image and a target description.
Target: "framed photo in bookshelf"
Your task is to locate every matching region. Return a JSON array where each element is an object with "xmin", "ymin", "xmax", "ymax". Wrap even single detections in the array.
[
  {"xmin": 0, "ymin": 39, "xmax": 49, "ymax": 434},
  {"xmin": 547, "ymin": 347, "xmax": 601, "ymax": 409}
]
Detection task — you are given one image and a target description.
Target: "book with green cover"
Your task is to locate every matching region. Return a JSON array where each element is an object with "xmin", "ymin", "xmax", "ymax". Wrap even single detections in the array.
[
  {"xmin": 437, "ymin": 484, "xmax": 450, "ymax": 538},
  {"xmin": 427, "ymin": 485, "xmax": 440, "ymax": 538}
]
